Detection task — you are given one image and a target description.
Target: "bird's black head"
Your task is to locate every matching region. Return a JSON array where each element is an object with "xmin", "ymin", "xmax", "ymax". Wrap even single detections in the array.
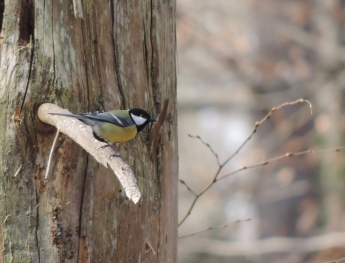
[{"xmin": 129, "ymin": 108, "xmax": 156, "ymax": 132}]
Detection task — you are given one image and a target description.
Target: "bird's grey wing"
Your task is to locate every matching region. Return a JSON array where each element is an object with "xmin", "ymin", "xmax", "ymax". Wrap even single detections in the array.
[{"xmin": 82, "ymin": 112, "xmax": 133, "ymax": 127}]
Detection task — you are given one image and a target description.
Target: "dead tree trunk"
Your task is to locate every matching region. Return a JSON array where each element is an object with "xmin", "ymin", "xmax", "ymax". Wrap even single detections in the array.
[{"xmin": 0, "ymin": 1, "xmax": 177, "ymax": 262}]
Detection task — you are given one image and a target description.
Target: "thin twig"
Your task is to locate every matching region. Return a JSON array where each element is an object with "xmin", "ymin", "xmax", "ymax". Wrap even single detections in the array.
[
  {"xmin": 179, "ymin": 179, "xmax": 197, "ymax": 196},
  {"xmin": 13, "ymin": 164, "xmax": 22, "ymax": 177},
  {"xmin": 221, "ymin": 98, "xmax": 312, "ymax": 169},
  {"xmin": 45, "ymin": 129, "xmax": 60, "ymax": 179},
  {"xmin": 179, "ymin": 218, "xmax": 252, "ymax": 238},
  {"xmin": 178, "ymin": 165, "xmax": 222, "ymax": 226},
  {"xmin": 178, "ymin": 99, "xmax": 312, "ymax": 226},
  {"xmin": 218, "ymin": 147, "xmax": 345, "ymax": 181},
  {"xmin": 188, "ymin": 134, "xmax": 220, "ymax": 166},
  {"xmin": 4, "ymin": 215, "xmax": 11, "ymax": 224},
  {"xmin": 145, "ymin": 242, "xmax": 156, "ymax": 255},
  {"xmin": 179, "ymin": 145, "xmax": 345, "ymax": 227}
]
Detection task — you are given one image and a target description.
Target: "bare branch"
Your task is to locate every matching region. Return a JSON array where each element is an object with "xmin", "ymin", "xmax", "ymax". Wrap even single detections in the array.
[
  {"xmin": 38, "ymin": 103, "xmax": 141, "ymax": 204},
  {"xmin": 45, "ymin": 129, "xmax": 60, "ymax": 179},
  {"xmin": 179, "ymin": 144, "xmax": 345, "ymax": 226},
  {"xmin": 179, "ymin": 232, "xmax": 345, "ymax": 257},
  {"xmin": 218, "ymin": 147, "xmax": 345, "ymax": 181},
  {"xmin": 13, "ymin": 164, "xmax": 22, "ymax": 177},
  {"xmin": 178, "ymin": 165, "xmax": 222, "ymax": 226},
  {"xmin": 4, "ymin": 215, "xmax": 11, "ymax": 224},
  {"xmin": 221, "ymin": 98, "xmax": 312, "ymax": 168},
  {"xmin": 179, "ymin": 179, "xmax": 197, "ymax": 196},
  {"xmin": 188, "ymin": 134, "xmax": 220, "ymax": 166},
  {"xmin": 179, "ymin": 218, "xmax": 252, "ymax": 238},
  {"xmin": 178, "ymin": 99, "xmax": 312, "ymax": 226}
]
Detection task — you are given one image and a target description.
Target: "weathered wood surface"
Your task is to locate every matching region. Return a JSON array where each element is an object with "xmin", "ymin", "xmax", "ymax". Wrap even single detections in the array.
[{"xmin": 0, "ymin": 1, "xmax": 177, "ymax": 262}]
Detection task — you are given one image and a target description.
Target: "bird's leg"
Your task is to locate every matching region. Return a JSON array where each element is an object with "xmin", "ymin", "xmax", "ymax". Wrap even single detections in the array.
[
  {"xmin": 93, "ymin": 132, "xmax": 110, "ymax": 150},
  {"xmin": 109, "ymin": 144, "xmax": 123, "ymax": 158},
  {"xmin": 97, "ymin": 140, "xmax": 123, "ymax": 158},
  {"xmin": 110, "ymin": 152, "xmax": 122, "ymax": 158},
  {"xmin": 99, "ymin": 143, "xmax": 111, "ymax": 150}
]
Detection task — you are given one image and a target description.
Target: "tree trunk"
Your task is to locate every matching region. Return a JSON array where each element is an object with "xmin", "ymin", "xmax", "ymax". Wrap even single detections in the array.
[{"xmin": 0, "ymin": 1, "xmax": 177, "ymax": 262}]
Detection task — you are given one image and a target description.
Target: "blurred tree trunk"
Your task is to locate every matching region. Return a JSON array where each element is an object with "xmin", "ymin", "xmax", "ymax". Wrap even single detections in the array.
[
  {"xmin": 0, "ymin": 1, "xmax": 177, "ymax": 262},
  {"xmin": 315, "ymin": 0, "xmax": 345, "ymax": 233}
]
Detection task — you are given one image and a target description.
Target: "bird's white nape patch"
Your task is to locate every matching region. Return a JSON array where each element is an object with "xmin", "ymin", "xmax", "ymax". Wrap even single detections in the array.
[{"xmin": 131, "ymin": 113, "xmax": 147, "ymax": 125}]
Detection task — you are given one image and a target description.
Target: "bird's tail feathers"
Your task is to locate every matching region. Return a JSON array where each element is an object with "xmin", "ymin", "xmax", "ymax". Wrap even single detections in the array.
[
  {"xmin": 49, "ymin": 113, "xmax": 98, "ymax": 126},
  {"xmin": 49, "ymin": 112, "xmax": 88, "ymax": 120}
]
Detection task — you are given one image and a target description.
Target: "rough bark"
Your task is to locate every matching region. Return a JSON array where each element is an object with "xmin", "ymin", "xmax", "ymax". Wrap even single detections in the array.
[{"xmin": 0, "ymin": 1, "xmax": 177, "ymax": 262}]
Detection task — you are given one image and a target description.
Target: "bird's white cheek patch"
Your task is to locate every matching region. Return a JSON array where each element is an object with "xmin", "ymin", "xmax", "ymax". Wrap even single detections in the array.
[{"xmin": 131, "ymin": 114, "xmax": 147, "ymax": 125}]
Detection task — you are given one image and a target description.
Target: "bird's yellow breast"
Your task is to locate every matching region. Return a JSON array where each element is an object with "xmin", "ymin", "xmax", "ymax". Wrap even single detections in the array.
[{"xmin": 97, "ymin": 123, "xmax": 137, "ymax": 143}]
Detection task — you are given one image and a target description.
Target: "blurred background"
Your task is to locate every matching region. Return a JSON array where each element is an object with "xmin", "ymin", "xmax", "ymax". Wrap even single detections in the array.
[{"xmin": 177, "ymin": 0, "xmax": 345, "ymax": 263}]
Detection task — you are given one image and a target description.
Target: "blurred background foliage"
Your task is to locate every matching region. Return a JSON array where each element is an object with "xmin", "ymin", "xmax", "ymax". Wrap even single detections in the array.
[{"xmin": 177, "ymin": 0, "xmax": 345, "ymax": 262}]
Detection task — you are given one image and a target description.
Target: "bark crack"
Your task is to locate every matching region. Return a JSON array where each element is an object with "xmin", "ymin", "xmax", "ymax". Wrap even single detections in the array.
[
  {"xmin": 19, "ymin": 39, "xmax": 34, "ymax": 115},
  {"xmin": 35, "ymin": 190, "xmax": 40, "ymax": 263},
  {"xmin": 155, "ymin": 137, "xmax": 163, "ymax": 262},
  {"xmin": 19, "ymin": 0, "xmax": 35, "ymax": 115},
  {"xmin": 77, "ymin": 156, "xmax": 88, "ymax": 258},
  {"xmin": 79, "ymin": 13, "xmax": 90, "ymax": 109},
  {"xmin": 110, "ymin": 0, "xmax": 126, "ymax": 108},
  {"xmin": 143, "ymin": 20, "xmax": 150, "ymax": 88},
  {"xmin": 150, "ymin": 0, "xmax": 161, "ymax": 113},
  {"xmin": 51, "ymin": 0, "xmax": 56, "ymax": 92},
  {"xmin": 150, "ymin": 0, "xmax": 154, "ymax": 83},
  {"xmin": 156, "ymin": 200, "xmax": 161, "ymax": 263}
]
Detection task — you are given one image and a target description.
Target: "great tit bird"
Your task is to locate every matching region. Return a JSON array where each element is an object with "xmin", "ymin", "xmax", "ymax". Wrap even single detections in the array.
[{"xmin": 50, "ymin": 108, "xmax": 156, "ymax": 143}]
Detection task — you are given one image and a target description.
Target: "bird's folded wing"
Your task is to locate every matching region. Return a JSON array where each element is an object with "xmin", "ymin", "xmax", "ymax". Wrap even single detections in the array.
[{"xmin": 81, "ymin": 112, "xmax": 133, "ymax": 128}]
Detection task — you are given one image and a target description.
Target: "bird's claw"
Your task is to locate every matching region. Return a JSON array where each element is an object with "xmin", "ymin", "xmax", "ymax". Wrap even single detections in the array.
[{"xmin": 110, "ymin": 152, "xmax": 123, "ymax": 158}]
